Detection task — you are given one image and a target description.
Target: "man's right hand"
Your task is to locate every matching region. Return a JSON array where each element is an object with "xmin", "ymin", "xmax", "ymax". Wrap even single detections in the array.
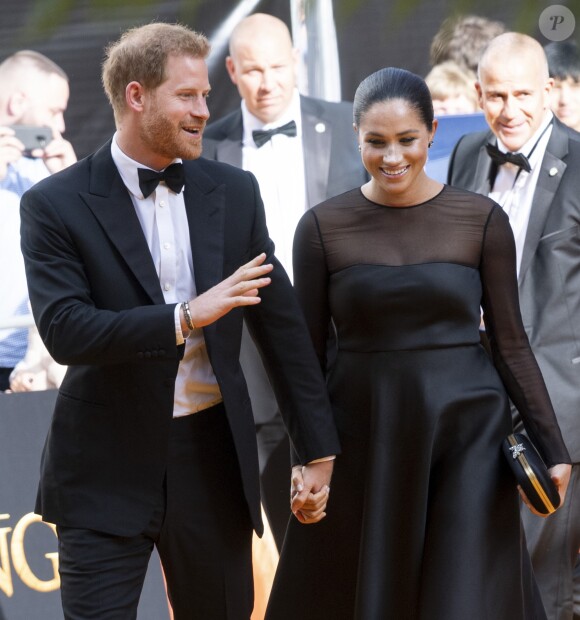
[
  {"xmin": 0, "ymin": 125, "xmax": 25, "ymax": 180},
  {"xmin": 180, "ymin": 253, "xmax": 273, "ymax": 332},
  {"xmin": 35, "ymin": 130, "xmax": 77, "ymax": 174}
]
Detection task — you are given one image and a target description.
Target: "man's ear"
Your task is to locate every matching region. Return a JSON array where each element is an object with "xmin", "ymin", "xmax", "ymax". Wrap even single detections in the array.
[
  {"xmin": 125, "ymin": 81, "xmax": 145, "ymax": 112},
  {"xmin": 430, "ymin": 117, "xmax": 439, "ymax": 141},
  {"xmin": 6, "ymin": 91, "xmax": 27, "ymax": 121},
  {"xmin": 225, "ymin": 56, "xmax": 237, "ymax": 85},
  {"xmin": 543, "ymin": 77, "xmax": 555, "ymax": 110},
  {"xmin": 475, "ymin": 82, "xmax": 484, "ymax": 111}
]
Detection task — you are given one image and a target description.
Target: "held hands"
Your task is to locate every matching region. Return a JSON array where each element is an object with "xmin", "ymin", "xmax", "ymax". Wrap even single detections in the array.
[
  {"xmin": 181, "ymin": 253, "xmax": 273, "ymax": 331},
  {"xmin": 290, "ymin": 460, "xmax": 334, "ymax": 524},
  {"xmin": 519, "ymin": 462, "xmax": 572, "ymax": 518}
]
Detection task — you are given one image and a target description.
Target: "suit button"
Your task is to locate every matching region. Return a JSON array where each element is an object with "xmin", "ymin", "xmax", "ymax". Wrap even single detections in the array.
[
  {"xmin": 145, "ymin": 351, "xmax": 152, "ymax": 359},
  {"xmin": 152, "ymin": 350, "xmax": 159, "ymax": 358},
  {"xmin": 159, "ymin": 349, "xmax": 166, "ymax": 357},
  {"xmin": 137, "ymin": 352, "xmax": 144, "ymax": 359}
]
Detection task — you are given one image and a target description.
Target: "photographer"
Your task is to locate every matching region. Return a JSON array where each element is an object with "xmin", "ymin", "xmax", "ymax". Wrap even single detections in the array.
[{"xmin": 0, "ymin": 50, "xmax": 76, "ymax": 389}]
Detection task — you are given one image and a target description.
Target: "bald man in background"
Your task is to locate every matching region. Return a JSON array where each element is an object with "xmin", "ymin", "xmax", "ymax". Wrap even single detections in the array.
[
  {"xmin": 203, "ymin": 13, "xmax": 367, "ymax": 549},
  {"xmin": 448, "ymin": 33, "xmax": 580, "ymax": 620}
]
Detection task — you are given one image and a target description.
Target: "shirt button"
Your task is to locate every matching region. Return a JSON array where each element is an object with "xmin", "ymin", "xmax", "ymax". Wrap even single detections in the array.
[
  {"xmin": 164, "ymin": 283, "xmax": 171, "ymax": 291},
  {"xmin": 159, "ymin": 201, "xmax": 166, "ymax": 208},
  {"xmin": 163, "ymin": 242, "xmax": 171, "ymax": 250}
]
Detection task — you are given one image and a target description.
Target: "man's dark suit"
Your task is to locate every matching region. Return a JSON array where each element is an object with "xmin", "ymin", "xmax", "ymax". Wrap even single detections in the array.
[
  {"xmin": 448, "ymin": 118, "xmax": 580, "ymax": 619},
  {"xmin": 203, "ymin": 95, "xmax": 365, "ymax": 208},
  {"xmin": 202, "ymin": 94, "xmax": 367, "ymax": 547},
  {"xmin": 19, "ymin": 140, "xmax": 340, "ymax": 611}
]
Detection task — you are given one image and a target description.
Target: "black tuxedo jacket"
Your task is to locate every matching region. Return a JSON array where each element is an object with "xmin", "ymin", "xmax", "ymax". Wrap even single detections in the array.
[
  {"xmin": 202, "ymin": 95, "xmax": 368, "ymax": 209},
  {"xmin": 20, "ymin": 141, "xmax": 340, "ymax": 536},
  {"xmin": 448, "ymin": 118, "xmax": 580, "ymax": 462}
]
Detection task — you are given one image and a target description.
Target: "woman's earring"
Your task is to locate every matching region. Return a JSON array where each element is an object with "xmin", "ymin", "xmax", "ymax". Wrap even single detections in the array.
[
  {"xmin": 428, "ymin": 140, "xmax": 434, "ymax": 148},
  {"xmin": 358, "ymin": 145, "xmax": 361, "ymax": 152}
]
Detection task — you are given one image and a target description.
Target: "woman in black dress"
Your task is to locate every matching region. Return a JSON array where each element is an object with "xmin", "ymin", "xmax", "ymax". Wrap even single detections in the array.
[{"xmin": 265, "ymin": 68, "xmax": 571, "ymax": 620}]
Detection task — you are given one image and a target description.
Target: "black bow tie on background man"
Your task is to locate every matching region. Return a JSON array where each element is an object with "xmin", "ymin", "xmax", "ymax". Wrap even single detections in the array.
[
  {"xmin": 485, "ymin": 143, "xmax": 532, "ymax": 173},
  {"xmin": 137, "ymin": 162, "xmax": 185, "ymax": 198},
  {"xmin": 252, "ymin": 120, "xmax": 297, "ymax": 148}
]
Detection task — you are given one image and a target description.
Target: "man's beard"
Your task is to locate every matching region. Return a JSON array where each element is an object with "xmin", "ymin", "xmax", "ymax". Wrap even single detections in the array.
[{"xmin": 140, "ymin": 107, "xmax": 202, "ymax": 163}]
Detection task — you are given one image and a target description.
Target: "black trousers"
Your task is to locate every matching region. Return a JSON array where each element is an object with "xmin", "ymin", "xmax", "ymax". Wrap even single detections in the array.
[
  {"xmin": 522, "ymin": 463, "xmax": 580, "ymax": 620},
  {"xmin": 57, "ymin": 404, "xmax": 254, "ymax": 620},
  {"xmin": 239, "ymin": 324, "xmax": 291, "ymax": 551}
]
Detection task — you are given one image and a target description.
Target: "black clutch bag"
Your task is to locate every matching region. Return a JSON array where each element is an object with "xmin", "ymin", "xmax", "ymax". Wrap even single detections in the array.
[{"xmin": 502, "ymin": 433, "xmax": 560, "ymax": 516}]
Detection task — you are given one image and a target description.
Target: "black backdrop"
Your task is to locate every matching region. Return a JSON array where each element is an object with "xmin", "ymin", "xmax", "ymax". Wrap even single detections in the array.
[
  {"xmin": 0, "ymin": 391, "xmax": 170, "ymax": 619},
  {"xmin": 1, "ymin": 0, "xmax": 578, "ymax": 159}
]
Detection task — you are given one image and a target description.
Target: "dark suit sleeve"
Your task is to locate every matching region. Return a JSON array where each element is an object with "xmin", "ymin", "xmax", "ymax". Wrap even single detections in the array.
[
  {"xmin": 20, "ymin": 185, "xmax": 179, "ymax": 367},
  {"xmin": 241, "ymin": 172, "xmax": 341, "ymax": 464},
  {"xmin": 447, "ymin": 135, "xmax": 465, "ymax": 185}
]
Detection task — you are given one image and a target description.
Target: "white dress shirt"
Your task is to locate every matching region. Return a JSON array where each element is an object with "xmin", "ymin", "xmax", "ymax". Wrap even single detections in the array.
[
  {"xmin": 0, "ymin": 189, "xmax": 29, "ymax": 366},
  {"xmin": 0, "ymin": 157, "xmax": 50, "ymax": 367},
  {"xmin": 241, "ymin": 89, "xmax": 307, "ymax": 279},
  {"xmin": 111, "ymin": 137, "xmax": 222, "ymax": 417},
  {"xmin": 489, "ymin": 113, "xmax": 553, "ymax": 275}
]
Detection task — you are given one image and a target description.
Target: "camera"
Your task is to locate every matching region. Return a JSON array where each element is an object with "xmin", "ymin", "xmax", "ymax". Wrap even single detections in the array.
[{"xmin": 9, "ymin": 125, "xmax": 53, "ymax": 155}]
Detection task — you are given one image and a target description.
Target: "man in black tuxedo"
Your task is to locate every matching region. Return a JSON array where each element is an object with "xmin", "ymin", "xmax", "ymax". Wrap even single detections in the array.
[
  {"xmin": 20, "ymin": 23, "xmax": 339, "ymax": 619},
  {"xmin": 448, "ymin": 33, "xmax": 580, "ymax": 620},
  {"xmin": 203, "ymin": 13, "xmax": 367, "ymax": 548}
]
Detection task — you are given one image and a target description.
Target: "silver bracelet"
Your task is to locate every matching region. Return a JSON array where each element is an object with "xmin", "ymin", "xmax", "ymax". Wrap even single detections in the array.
[{"xmin": 182, "ymin": 301, "xmax": 195, "ymax": 331}]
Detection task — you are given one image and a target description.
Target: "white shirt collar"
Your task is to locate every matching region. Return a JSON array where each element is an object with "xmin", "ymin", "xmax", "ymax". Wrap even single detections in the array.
[
  {"xmin": 241, "ymin": 89, "xmax": 302, "ymax": 147},
  {"xmin": 110, "ymin": 134, "xmax": 183, "ymax": 199}
]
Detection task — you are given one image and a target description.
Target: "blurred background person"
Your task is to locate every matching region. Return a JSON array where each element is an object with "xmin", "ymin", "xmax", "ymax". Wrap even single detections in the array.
[
  {"xmin": 203, "ymin": 12, "xmax": 367, "ymax": 551},
  {"xmin": 0, "ymin": 50, "xmax": 76, "ymax": 390},
  {"xmin": 8, "ymin": 323, "xmax": 66, "ymax": 392},
  {"xmin": 429, "ymin": 14, "xmax": 506, "ymax": 74},
  {"xmin": 545, "ymin": 41, "xmax": 580, "ymax": 133},
  {"xmin": 425, "ymin": 60, "xmax": 479, "ymax": 116},
  {"xmin": 423, "ymin": 15, "xmax": 502, "ymax": 183}
]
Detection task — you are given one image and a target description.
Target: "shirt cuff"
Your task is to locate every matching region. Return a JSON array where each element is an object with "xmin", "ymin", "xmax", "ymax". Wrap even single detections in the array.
[
  {"xmin": 174, "ymin": 303, "xmax": 188, "ymax": 344},
  {"xmin": 307, "ymin": 455, "xmax": 336, "ymax": 464}
]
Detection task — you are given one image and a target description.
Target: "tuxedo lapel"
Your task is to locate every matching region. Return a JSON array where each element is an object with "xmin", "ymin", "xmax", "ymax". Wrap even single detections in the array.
[
  {"xmin": 81, "ymin": 142, "xmax": 165, "ymax": 304},
  {"xmin": 518, "ymin": 124, "xmax": 568, "ymax": 283},
  {"xmin": 182, "ymin": 162, "xmax": 225, "ymax": 297},
  {"xmin": 209, "ymin": 110, "xmax": 243, "ymax": 167},
  {"xmin": 216, "ymin": 139, "xmax": 243, "ymax": 167},
  {"xmin": 301, "ymin": 96, "xmax": 331, "ymax": 208},
  {"xmin": 473, "ymin": 137, "xmax": 495, "ymax": 195}
]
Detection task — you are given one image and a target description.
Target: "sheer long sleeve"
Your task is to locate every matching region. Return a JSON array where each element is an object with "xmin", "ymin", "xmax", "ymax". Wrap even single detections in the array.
[
  {"xmin": 480, "ymin": 205, "xmax": 570, "ymax": 467},
  {"xmin": 292, "ymin": 209, "xmax": 332, "ymax": 372}
]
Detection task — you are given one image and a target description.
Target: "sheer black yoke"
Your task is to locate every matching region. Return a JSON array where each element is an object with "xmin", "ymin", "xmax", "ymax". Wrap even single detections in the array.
[{"xmin": 293, "ymin": 185, "xmax": 569, "ymax": 467}]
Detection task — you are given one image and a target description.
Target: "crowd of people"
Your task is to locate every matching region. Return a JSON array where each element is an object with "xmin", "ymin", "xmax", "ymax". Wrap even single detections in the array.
[{"xmin": 0, "ymin": 9, "xmax": 579, "ymax": 620}]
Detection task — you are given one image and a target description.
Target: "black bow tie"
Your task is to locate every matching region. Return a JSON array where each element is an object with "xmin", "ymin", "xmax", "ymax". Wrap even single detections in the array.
[
  {"xmin": 137, "ymin": 163, "xmax": 185, "ymax": 198},
  {"xmin": 252, "ymin": 120, "xmax": 297, "ymax": 148},
  {"xmin": 485, "ymin": 143, "xmax": 532, "ymax": 173}
]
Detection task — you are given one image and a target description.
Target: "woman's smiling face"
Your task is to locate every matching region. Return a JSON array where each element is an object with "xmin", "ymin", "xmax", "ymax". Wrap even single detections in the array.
[{"xmin": 357, "ymin": 98, "xmax": 436, "ymax": 206}]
